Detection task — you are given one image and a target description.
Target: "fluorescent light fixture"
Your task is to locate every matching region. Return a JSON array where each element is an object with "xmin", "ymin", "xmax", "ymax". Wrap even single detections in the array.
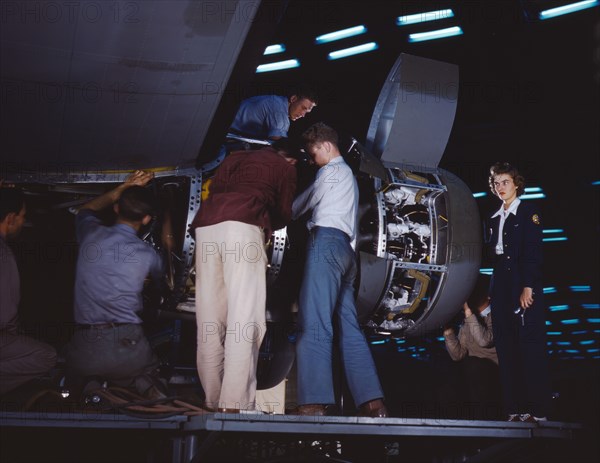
[
  {"xmin": 571, "ymin": 330, "xmax": 588, "ymax": 335},
  {"xmin": 543, "ymin": 230, "xmax": 567, "ymax": 242},
  {"xmin": 570, "ymin": 285, "xmax": 591, "ymax": 292},
  {"xmin": 256, "ymin": 59, "xmax": 300, "ymax": 73},
  {"xmin": 546, "ymin": 321, "xmax": 552, "ymax": 325},
  {"xmin": 539, "ymin": 0, "xmax": 599, "ymax": 20},
  {"xmin": 524, "ymin": 187, "xmax": 543, "ymax": 193},
  {"xmin": 472, "ymin": 192, "xmax": 487, "ymax": 198},
  {"xmin": 396, "ymin": 9, "xmax": 454, "ymax": 26},
  {"xmin": 583, "ymin": 304, "xmax": 600, "ymax": 309},
  {"xmin": 370, "ymin": 339, "xmax": 386, "ymax": 345},
  {"xmin": 547, "ymin": 331, "xmax": 563, "ymax": 335},
  {"xmin": 408, "ymin": 26, "xmax": 463, "ymax": 43},
  {"xmin": 437, "ymin": 336, "xmax": 445, "ymax": 342},
  {"xmin": 556, "ymin": 341, "xmax": 571, "ymax": 346},
  {"xmin": 479, "ymin": 268, "xmax": 493, "ymax": 275},
  {"xmin": 264, "ymin": 44, "xmax": 286, "ymax": 55},
  {"xmin": 592, "ymin": 180, "xmax": 600, "ymax": 185},
  {"xmin": 580, "ymin": 340, "xmax": 595, "ymax": 345},
  {"xmin": 544, "ymin": 287, "xmax": 557, "ymax": 294},
  {"xmin": 561, "ymin": 319, "xmax": 581, "ymax": 324},
  {"xmin": 316, "ymin": 25, "xmax": 367, "ymax": 44},
  {"xmin": 588, "ymin": 348, "xmax": 600, "ymax": 353},
  {"xmin": 543, "ymin": 237, "xmax": 568, "ymax": 242},
  {"xmin": 328, "ymin": 42, "xmax": 378, "ymax": 60},
  {"xmin": 589, "ymin": 318, "xmax": 600, "ymax": 323},
  {"xmin": 520, "ymin": 193, "xmax": 546, "ymax": 200},
  {"xmin": 549, "ymin": 305, "xmax": 569, "ymax": 311}
]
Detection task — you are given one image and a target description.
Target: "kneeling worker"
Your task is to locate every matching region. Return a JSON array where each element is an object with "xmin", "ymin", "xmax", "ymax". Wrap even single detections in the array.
[{"xmin": 66, "ymin": 171, "xmax": 166, "ymax": 400}]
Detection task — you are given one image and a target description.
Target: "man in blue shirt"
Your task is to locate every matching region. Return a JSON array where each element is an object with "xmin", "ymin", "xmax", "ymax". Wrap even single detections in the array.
[
  {"xmin": 228, "ymin": 86, "xmax": 318, "ymax": 142},
  {"xmin": 65, "ymin": 171, "xmax": 166, "ymax": 400},
  {"xmin": 291, "ymin": 123, "xmax": 388, "ymax": 417}
]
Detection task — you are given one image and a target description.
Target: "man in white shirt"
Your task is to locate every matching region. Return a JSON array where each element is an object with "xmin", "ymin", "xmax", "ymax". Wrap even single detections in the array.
[{"xmin": 291, "ymin": 122, "xmax": 387, "ymax": 417}]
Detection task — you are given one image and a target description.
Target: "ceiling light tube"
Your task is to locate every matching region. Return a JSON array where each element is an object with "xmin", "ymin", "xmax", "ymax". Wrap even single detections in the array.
[
  {"xmin": 316, "ymin": 25, "xmax": 367, "ymax": 44},
  {"xmin": 397, "ymin": 9, "xmax": 454, "ymax": 26},
  {"xmin": 264, "ymin": 44, "xmax": 286, "ymax": 55},
  {"xmin": 328, "ymin": 42, "xmax": 378, "ymax": 60},
  {"xmin": 520, "ymin": 193, "xmax": 546, "ymax": 199},
  {"xmin": 408, "ymin": 26, "xmax": 463, "ymax": 43},
  {"xmin": 570, "ymin": 285, "xmax": 591, "ymax": 292},
  {"xmin": 256, "ymin": 59, "xmax": 300, "ymax": 73},
  {"xmin": 539, "ymin": 0, "xmax": 599, "ymax": 20}
]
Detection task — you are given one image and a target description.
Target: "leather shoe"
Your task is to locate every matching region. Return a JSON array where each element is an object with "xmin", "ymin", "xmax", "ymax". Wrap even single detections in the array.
[
  {"xmin": 217, "ymin": 407, "xmax": 240, "ymax": 413},
  {"xmin": 358, "ymin": 398, "xmax": 389, "ymax": 418}
]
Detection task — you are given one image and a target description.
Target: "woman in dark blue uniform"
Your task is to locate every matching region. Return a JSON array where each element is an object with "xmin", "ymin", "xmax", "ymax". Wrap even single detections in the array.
[{"xmin": 485, "ymin": 162, "xmax": 551, "ymax": 422}]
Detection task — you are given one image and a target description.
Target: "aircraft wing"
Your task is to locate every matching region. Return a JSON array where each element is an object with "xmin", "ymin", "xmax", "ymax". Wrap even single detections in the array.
[{"xmin": 0, "ymin": 0, "xmax": 281, "ymax": 174}]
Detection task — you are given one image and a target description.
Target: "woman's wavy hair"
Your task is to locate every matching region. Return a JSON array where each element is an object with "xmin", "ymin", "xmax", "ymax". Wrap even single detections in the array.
[{"xmin": 488, "ymin": 162, "xmax": 525, "ymax": 196}]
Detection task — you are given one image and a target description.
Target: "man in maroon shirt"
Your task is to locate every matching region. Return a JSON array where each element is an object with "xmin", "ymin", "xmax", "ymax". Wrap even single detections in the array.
[{"xmin": 192, "ymin": 140, "xmax": 297, "ymax": 413}]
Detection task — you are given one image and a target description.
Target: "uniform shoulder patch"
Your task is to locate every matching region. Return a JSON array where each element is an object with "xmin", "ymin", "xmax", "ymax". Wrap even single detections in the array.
[{"xmin": 531, "ymin": 214, "xmax": 540, "ymax": 225}]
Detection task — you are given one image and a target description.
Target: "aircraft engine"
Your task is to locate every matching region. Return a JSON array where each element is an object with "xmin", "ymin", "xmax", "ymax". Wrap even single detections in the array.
[{"xmin": 355, "ymin": 165, "xmax": 482, "ymax": 338}]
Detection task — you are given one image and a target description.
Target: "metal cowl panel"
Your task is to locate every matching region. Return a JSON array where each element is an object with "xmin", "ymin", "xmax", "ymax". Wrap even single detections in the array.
[
  {"xmin": 405, "ymin": 167, "xmax": 482, "ymax": 336},
  {"xmin": 365, "ymin": 53, "xmax": 459, "ymax": 168}
]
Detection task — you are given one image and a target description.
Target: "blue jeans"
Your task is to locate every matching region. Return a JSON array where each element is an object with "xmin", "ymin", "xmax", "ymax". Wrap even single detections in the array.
[{"xmin": 296, "ymin": 226, "xmax": 383, "ymax": 407}]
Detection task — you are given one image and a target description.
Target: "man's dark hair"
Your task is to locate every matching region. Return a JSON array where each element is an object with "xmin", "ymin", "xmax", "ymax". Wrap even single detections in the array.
[
  {"xmin": 271, "ymin": 137, "xmax": 291, "ymax": 153},
  {"xmin": 467, "ymin": 274, "xmax": 491, "ymax": 310},
  {"xmin": 290, "ymin": 84, "xmax": 319, "ymax": 105},
  {"xmin": 271, "ymin": 137, "xmax": 307, "ymax": 162},
  {"xmin": 0, "ymin": 188, "xmax": 25, "ymax": 222},
  {"xmin": 118, "ymin": 186, "xmax": 157, "ymax": 222},
  {"xmin": 302, "ymin": 122, "xmax": 339, "ymax": 148}
]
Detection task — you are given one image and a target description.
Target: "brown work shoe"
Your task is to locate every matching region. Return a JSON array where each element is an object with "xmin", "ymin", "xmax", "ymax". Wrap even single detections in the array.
[
  {"xmin": 217, "ymin": 407, "xmax": 240, "ymax": 413},
  {"xmin": 358, "ymin": 398, "xmax": 389, "ymax": 418}
]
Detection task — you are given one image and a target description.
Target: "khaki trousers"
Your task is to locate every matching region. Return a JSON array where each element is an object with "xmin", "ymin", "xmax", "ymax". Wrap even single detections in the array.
[{"xmin": 195, "ymin": 221, "xmax": 267, "ymax": 411}]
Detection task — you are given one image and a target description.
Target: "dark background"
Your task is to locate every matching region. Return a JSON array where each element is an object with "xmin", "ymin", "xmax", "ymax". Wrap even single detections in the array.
[
  {"xmin": 245, "ymin": 0, "xmax": 600, "ymax": 349},
  {"xmin": 11, "ymin": 0, "xmax": 599, "ymax": 412},
  {"xmin": 2, "ymin": 1, "xmax": 599, "ymax": 461},
  {"xmin": 246, "ymin": 0, "xmax": 600, "ymax": 428}
]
